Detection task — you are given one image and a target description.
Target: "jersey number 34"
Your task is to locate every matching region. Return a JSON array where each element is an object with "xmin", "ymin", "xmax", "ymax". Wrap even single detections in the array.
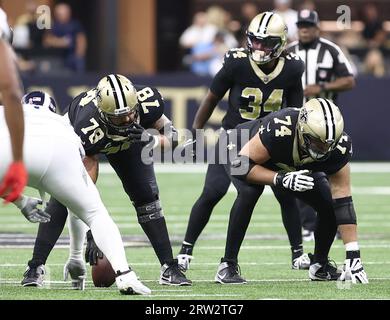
[{"xmin": 240, "ymin": 88, "xmax": 283, "ymax": 120}]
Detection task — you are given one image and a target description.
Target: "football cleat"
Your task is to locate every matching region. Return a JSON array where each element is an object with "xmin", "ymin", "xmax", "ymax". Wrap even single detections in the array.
[
  {"xmin": 63, "ymin": 259, "xmax": 87, "ymax": 290},
  {"xmin": 309, "ymin": 260, "xmax": 342, "ymax": 281},
  {"xmin": 339, "ymin": 251, "xmax": 369, "ymax": 284},
  {"xmin": 177, "ymin": 254, "xmax": 194, "ymax": 271},
  {"xmin": 115, "ymin": 270, "xmax": 151, "ymax": 295},
  {"xmin": 21, "ymin": 265, "xmax": 45, "ymax": 287},
  {"xmin": 292, "ymin": 253, "xmax": 311, "ymax": 270},
  {"xmin": 159, "ymin": 260, "xmax": 192, "ymax": 286},
  {"xmin": 215, "ymin": 260, "xmax": 247, "ymax": 284}
]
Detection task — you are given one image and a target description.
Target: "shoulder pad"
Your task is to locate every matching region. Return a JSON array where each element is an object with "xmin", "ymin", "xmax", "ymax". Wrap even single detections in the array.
[
  {"xmin": 284, "ymin": 53, "xmax": 305, "ymax": 74},
  {"xmin": 223, "ymin": 48, "xmax": 249, "ymax": 65}
]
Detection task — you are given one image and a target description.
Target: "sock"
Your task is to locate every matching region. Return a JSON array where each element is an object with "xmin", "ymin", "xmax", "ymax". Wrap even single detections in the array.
[
  {"xmin": 28, "ymin": 198, "xmax": 68, "ymax": 268},
  {"xmin": 68, "ymin": 212, "xmax": 88, "ymax": 261},
  {"xmin": 179, "ymin": 242, "xmax": 194, "ymax": 255},
  {"xmin": 345, "ymin": 241, "xmax": 359, "ymax": 252},
  {"xmin": 291, "ymin": 244, "xmax": 304, "ymax": 260},
  {"xmin": 346, "ymin": 250, "xmax": 361, "ymax": 260},
  {"xmin": 140, "ymin": 217, "xmax": 174, "ymax": 266}
]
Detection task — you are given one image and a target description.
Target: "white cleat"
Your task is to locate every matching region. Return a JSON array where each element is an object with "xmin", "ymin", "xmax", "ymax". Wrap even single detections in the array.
[
  {"xmin": 292, "ymin": 253, "xmax": 311, "ymax": 270},
  {"xmin": 63, "ymin": 259, "xmax": 86, "ymax": 291},
  {"xmin": 177, "ymin": 254, "xmax": 194, "ymax": 271},
  {"xmin": 116, "ymin": 271, "xmax": 151, "ymax": 295}
]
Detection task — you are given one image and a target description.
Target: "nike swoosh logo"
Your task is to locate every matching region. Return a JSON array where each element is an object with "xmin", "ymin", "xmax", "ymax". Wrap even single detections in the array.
[
  {"xmin": 218, "ymin": 273, "xmax": 227, "ymax": 280},
  {"xmin": 267, "ymin": 123, "xmax": 271, "ymax": 132}
]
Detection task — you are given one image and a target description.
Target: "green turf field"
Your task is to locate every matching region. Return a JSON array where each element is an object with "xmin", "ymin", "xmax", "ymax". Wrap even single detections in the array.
[{"xmin": 1, "ymin": 164, "xmax": 390, "ymax": 300}]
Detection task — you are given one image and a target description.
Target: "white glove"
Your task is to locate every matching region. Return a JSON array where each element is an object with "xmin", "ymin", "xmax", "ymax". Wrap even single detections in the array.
[
  {"xmin": 14, "ymin": 196, "xmax": 51, "ymax": 223},
  {"xmin": 339, "ymin": 258, "xmax": 369, "ymax": 284},
  {"xmin": 274, "ymin": 170, "xmax": 314, "ymax": 192}
]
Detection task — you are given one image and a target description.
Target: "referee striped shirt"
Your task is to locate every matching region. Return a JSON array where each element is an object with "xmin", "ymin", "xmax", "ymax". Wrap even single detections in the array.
[{"xmin": 286, "ymin": 37, "xmax": 354, "ymax": 103}]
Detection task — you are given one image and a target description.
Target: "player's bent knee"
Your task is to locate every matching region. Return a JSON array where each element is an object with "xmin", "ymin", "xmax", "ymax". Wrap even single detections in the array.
[
  {"xmin": 334, "ymin": 196, "xmax": 357, "ymax": 225},
  {"xmin": 136, "ymin": 200, "xmax": 164, "ymax": 224}
]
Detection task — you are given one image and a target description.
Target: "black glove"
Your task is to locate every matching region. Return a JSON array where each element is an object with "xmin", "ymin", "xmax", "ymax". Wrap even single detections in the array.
[
  {"xmin": 128, "ymin": 123, "xmax": 154, "ymax": 145},
  {"xmin": 85, "ymin": 230, "xmax": 103, "ymax": 266}
]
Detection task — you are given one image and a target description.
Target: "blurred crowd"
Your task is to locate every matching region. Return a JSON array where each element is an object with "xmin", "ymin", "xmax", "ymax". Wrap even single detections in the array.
[
  {"xmin": 8, "ymin": 0, "xmax": 390, "ymax": 77},
  {"xmin": 179, "ymin": 0, "xmax": 390, "ymax": 78},
  {"xmin": 12, "ymin": 1, "xmax": 87, "ymax": 74}
]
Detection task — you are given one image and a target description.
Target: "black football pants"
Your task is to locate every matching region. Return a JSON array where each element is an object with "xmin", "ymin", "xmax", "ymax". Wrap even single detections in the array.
[{"xmin": 224, "ymin": 172, "xmax": 337, "ymax": 264}]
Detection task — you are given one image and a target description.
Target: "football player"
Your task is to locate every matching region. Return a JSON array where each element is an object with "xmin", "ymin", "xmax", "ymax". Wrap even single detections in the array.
[
  {"xmin": 0, "ymin": 8, "xmax": 27, "ymax": 204},
  {"xmin": 21, "ymin": 76, "xmax": 191, "ymax": 288},
  {"xmin": 0, "ymin": 91, "xmax": 151, "ymax": 295},
  {"xmin": 178, "ymin": 12, "xmax": 310, "ymax": 275},
  {"xmin": 217, "ymin": 98, "xmax": 368, "ymax": 284}
]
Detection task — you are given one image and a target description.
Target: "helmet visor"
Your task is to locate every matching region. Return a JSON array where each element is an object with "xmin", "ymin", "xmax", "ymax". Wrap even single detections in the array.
[
  {"xmin": 247, "ymin": 34, "xmax": 282, "ymax": 53},
  {"xmin": 303, "ymin": 134, "xmax": 336, "ymax": 160}
]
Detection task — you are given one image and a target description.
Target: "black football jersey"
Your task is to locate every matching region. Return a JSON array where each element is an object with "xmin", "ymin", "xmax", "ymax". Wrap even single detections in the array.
[
  {"xmin": 234, "ymin": 108, "xmax": 352, "ymax": 176},
  {"xmin": 65, "ymin": 85, "xmax": 164, "ymax": 156},
  {"xmin": 210, "ymin": 48, "xmax": 304, "ymax": 130}
]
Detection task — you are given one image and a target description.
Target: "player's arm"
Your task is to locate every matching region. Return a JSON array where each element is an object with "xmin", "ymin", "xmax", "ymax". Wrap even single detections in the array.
[
  {"xmin": 232, "ymin": 135, "xmax": 314, "ymax": 192},
  {"xmin": 192, "ymin": 51, "xmax": 234, "ymax": 130},
  {"xmin": 192, "ymin": 90, "xmax": 221, "ymax": 130},
  {"xmin": 0, "ymin": 40, "xmax": 24, "ymax": 162},
  {"xmin": 322, "ymin": 76, "xmax": 355, "ymax": 93},
  {"xmin": 237, "ymin": 135, "xmax": 275, "ymax": 185},
  {"xmin": 83, "ymin": 155, "xmax": 99, "ymax": 184},
  {"xmin": 151, "ymin": 114, "xmax": 178, "ymax": 150},
  {"xmin": 286, "ymin": 77, "xmax": 303, "ymax": 108},
  {"xmin": 0, "ymin": 40, "xmax": 28, "ymax": 204}
]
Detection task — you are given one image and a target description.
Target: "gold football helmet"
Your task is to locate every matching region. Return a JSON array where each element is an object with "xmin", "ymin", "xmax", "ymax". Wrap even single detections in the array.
[
  {"xmin": 297, "ymin": 98, "xmax": 344, "ymax": 161},
  {"xmin": 95, "ymin": 74, "xmax": 139, "ymax": 136},
  {"xmin": 246, "ymin": 12, "xmax": 288, "ymax": 64}
]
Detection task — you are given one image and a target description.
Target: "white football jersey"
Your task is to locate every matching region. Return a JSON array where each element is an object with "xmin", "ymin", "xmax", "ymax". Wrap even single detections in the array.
[
  {"xmin": 0, "ymin": 8, "xmax": 10, "ymax": 41},
  {"xmin": 0, "ymin": 104, "xmax": 83, "ymax": 152}
]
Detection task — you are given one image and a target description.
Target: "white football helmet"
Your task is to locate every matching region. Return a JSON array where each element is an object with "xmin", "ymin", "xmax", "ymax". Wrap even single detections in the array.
[
  {"xmin": 297, "ymin": 98, "xmax": 344, "ymax": 161},
  {"xmin": 246, "ymin": 12, "xmax": 288, "ymax": 64}
]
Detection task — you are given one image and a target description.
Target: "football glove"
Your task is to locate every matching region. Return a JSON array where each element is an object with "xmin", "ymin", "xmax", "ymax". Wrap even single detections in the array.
[
  {"xmin": 274, "ymin": 170, "xmax": 314, "ymax": 192},
  {"xmin": 339, "ymin": 257, "xmax": 369, "ymax": 284},
  {"xmin": 127, "ymin": 123, "xmax": 156, "ymax": 146},
  {"xmin": 0, "ymin": 161, "xmax": 28, "ymax": 204},
  {"xmin": 19, "ymin": 197, "xmax": 51, "ymax": 224},
  {"xmin": 85, "ymin": 230, "xmax": 103, "ymax": 266}
]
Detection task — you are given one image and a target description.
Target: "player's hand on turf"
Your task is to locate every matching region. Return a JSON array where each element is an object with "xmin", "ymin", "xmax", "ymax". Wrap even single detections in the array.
[
  {"xmin": 20, "ymin": 197, "xmax": 51, "ymax": 223},
  {"xmin": 274, "ymin": 170, "xmax": 314, "ymax": 192},
  {"xmin": 339, "ymin": 258, "xmax": 369, "ymax": 284},
  {"xmin": 128, "ymin": 123, "xmax": 154, "ymax": 145},
  {"xmin": 0, "ymin": 161, "xmax": 28, "ymax": 204},
  {"xmin": 85, "ymin": 230, "xmax": 103, "ymax": 266}
]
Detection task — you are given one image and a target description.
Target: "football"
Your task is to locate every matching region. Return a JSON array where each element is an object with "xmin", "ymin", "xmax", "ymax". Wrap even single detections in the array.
[{"xmin": 91, "ymin": 255, "xmax": 117, "ymax": 288}]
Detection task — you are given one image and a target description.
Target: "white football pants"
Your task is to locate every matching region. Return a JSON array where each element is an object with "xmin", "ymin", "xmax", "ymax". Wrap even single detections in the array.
[{"xmin": 0, "ymin": 127, "xmax": 129, "ymax": 273}]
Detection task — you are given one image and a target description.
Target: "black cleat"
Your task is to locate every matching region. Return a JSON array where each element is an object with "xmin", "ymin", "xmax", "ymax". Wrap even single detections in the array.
[
  {"xmin": 309, "ymin": 260, "xmax": 341, "ymax": 281},
  {"xmin": 215, "ymin": 260, "xmax": 247, "ymax": 284},
  {"xmin": 21, "ymin": 265, "xmax": 45, "ymax": 287},
  {"xmin": 159, "ymin": 260, "xmax": 192, "ymax": 286}
]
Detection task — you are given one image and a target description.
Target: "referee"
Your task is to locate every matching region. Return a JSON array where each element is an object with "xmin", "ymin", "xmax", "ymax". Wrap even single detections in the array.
[{"xmin": 287, "ymin": 9, "xmax": 356, "ymax": 240}]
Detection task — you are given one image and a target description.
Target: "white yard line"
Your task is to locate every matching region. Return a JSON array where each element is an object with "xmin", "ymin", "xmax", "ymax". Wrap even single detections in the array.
[{"xmin": 1, "ymin": 261, "xmax": 390, "ymax": 268}]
